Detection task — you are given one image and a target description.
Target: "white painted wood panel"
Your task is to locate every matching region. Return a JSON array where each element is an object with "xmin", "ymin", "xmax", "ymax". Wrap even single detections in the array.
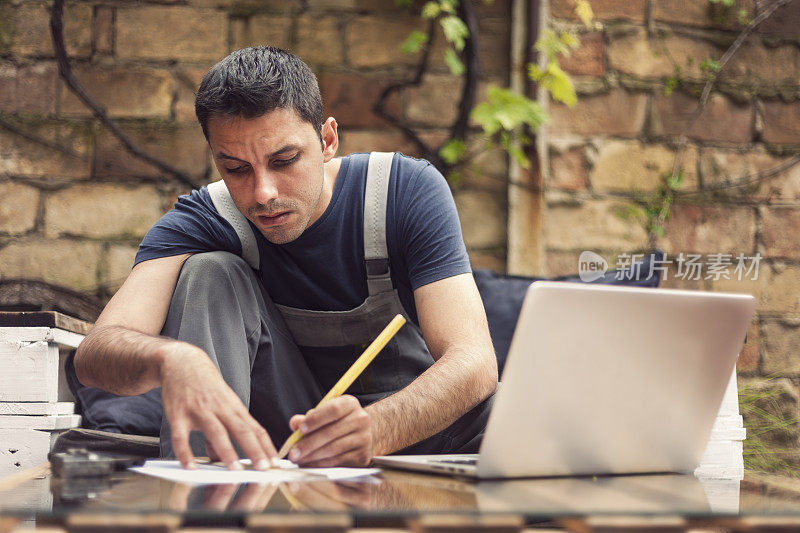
[
  {"xmin": 0, "ymin": 414, "xmax": 81, "ymax": 430},
  {"xmin": 0, "ymin": 341, "xmax": 59, "ymax": 402},
  {"xmin": 0, "ymin": 402, "xmax": 75, "ymax": 415}
]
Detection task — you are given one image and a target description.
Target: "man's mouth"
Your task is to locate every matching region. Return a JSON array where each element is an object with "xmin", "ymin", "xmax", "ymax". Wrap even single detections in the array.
[{"xmin": 257, "ymin": 212, "xmax": 290, "ymax": 227}]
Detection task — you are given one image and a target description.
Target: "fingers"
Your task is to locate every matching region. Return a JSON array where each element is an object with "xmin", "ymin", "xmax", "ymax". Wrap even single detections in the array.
[
  {"xmin": 170, "ymin": 418, "xmax": 197, "ymax": 470},
  {"xmin": 198, "ymin": 414, "xmax": 243, "ymax": 470},
  {"xmin": 224, "ymin": 413, "xmax": 278, "ymax": 470},
  {"xmin": 289, "ymin": 396, "xmax": 372, "ymax": 466}
]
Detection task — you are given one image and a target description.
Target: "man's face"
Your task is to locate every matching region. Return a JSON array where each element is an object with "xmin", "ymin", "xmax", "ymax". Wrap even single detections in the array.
[{"xmin": 207, "ymin": 108, "xmax": 336, "ymax": 244}]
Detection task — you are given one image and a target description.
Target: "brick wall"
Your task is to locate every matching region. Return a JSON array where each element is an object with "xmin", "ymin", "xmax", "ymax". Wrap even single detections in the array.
[
  {"xmin": 547, "ymin": 0, "xmax": 800, "ymax": 458},
  {"xmin": 0, "ymin": 0, "xmax": 512, "ymax": 300}
]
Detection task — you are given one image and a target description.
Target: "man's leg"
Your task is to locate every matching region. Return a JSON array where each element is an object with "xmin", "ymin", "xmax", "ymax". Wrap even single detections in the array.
[{"xmin": 158, "ymin": 251, "xmax": 323, "ymax": 458}]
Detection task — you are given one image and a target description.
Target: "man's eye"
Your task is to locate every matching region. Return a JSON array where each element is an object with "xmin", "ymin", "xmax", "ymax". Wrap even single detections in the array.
[
  {"xmin": 273, "ymin": 154, "xmax": 299, "ymax": 167},
  {"xmin": 226, "ymin": 166, "xmax": 249, "ymax": 174}
]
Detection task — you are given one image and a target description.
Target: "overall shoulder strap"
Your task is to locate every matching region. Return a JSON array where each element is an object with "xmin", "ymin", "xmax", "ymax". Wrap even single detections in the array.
[
  {"xmin": 364, "ymin": 152, "xmax": 395, "ymax": 295},
  {"xmin": 207, "ymin": 180, "xmax": 260, "ymax": 270}
]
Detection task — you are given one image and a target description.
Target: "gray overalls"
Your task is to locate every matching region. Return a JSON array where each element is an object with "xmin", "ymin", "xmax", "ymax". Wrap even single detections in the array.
[{"xmin": 159, "ymin": 152, "xmax": 491, "ymax": 458}]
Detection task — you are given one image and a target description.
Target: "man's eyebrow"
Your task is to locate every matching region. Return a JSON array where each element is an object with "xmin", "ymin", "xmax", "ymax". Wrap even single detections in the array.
[{"xmin": 215, "ymin": 144, "xmax": 301, "ymax": 162}]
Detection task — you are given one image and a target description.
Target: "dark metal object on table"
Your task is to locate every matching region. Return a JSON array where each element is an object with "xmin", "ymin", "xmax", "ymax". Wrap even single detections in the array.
[{"xmin": 48, "ymin": 447, "xmax": 145, "ymax": 478}]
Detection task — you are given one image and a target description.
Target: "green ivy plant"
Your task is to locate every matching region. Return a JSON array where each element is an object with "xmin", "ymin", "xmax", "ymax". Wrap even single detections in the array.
[{"xmin": 395, "ymin": 0, "xmax": 593, "ymax": 174}]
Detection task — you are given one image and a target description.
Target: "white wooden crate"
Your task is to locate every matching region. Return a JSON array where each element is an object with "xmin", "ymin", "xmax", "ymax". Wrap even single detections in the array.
[
  {"xmin": 0, "ymin": 327, "xmax": 82, "ymax": 403},
  {"xmin": 0, "ymin": 324, "xmax": 84, "ymax": 477}
]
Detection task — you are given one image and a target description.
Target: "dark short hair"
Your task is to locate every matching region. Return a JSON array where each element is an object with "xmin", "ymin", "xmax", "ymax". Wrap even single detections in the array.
[{"xmin": 195, "ymin": 46, "xmax": 324, "ymax": 140}]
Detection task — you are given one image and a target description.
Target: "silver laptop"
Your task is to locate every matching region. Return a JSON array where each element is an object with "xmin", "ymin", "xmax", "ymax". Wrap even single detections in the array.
[{"xmin": 373, "ymin": 281, "xmax": 756, "ymax": 479}]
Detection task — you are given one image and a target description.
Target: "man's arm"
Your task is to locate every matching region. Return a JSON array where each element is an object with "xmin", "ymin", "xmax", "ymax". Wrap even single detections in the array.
[
  {"xmin": 367, "ymin": 272, "xmax": 498, "ymax": 454},
  {"xmin": 75, "ymin": 254, "xmax": 278, "ymax": 470},
  {"xmin": 287, "ymin": 272, "xmax": 497, "ymax": 464}
]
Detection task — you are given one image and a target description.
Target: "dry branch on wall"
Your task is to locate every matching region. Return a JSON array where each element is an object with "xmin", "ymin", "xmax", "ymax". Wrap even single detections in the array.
[
  {"xmin": 670, "ymin": 0, "xmax": 797, "ymax": 182},
  {"xmin": 49, "ymin": 0, "xmax": 201, "ymax": 190},
  {"xmin": 373, "ymin": 0, "xmax": 481, "ymax": 174}
]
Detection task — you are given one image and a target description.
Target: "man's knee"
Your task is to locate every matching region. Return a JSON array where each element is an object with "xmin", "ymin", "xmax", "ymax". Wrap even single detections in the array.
[{"xmin": 176, "ymin": 252, "xmax": 255, "ymax": 294}]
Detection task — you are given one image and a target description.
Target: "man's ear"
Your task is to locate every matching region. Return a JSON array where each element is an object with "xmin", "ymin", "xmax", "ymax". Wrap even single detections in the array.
[{"xmin": 320, "ymin": 117, "xmax": 339, "ymax": 162}]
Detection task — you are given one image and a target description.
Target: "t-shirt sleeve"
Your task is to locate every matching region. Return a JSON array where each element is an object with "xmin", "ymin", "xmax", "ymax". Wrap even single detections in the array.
[
  {"xmin": 134, "ymin": 188, "xmax": 242, "ymax": 266},
  {"xmin": 393, "ymin": 158, "xmax": 472, "ymax": 290}
]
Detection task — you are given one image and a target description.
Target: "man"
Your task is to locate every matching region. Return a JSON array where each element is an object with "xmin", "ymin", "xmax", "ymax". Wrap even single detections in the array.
[{"xmin": 74, "ymin": 47, "xmax": 497, "ymax": 471}]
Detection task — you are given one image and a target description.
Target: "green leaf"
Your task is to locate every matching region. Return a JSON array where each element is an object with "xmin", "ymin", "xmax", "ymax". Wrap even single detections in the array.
[
  {"xmin": 700, "ymin": 57, "xmax": 721, "ymax": 73},
  {"xmin": 439, "ymin": 138, "xmax": 467, "ymax": 164},
  {"xmin": 667, "ymin": 171, "xmax": 684, "ymax": 190},
  {"xmin": 443, "ymin": 48, "xmax": 465, "ymax": 75},
  {"xmin": 559, "ymin": 32, "xmax": 579, "ymax": 49},
  {"xmin": 534, "ymin": 29, "xmax": 575, "ymax": 61},
  {"xmin": 664, "ymin": 76, "xmax": 679, "ymax": 96},
  {"xmin": 470, "ymin": 85, "xmax": 548, "ymax": 137},
  {"xmin": 575, "ymin": 0, "xmax": 594, "ymax": 27},
  {"xmin": 531, "ymin": 61, "xmax": 577, "ymax": 107},
  {"xmin": 440, "ymin": 0, "xmax": 458, "ymax": 14},
  {"xmin": 440, "ymin": 15, "xmax": 469, "ymax": 51},
  {"xmin": 401, "ymin": 30, "xmax": 429, "ymax": 54},
  {"xmin": 421, "ymin": 1, "xmax": 441, "ymax": 19}
]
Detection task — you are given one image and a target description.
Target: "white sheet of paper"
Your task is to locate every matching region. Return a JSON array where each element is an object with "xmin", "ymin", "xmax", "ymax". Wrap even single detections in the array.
[{"xmin": 130, "ymin": 459, "xmax": 380, "ymax": 485}]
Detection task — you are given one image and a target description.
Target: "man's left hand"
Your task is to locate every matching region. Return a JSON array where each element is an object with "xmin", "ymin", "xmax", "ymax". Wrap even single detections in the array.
[{"xmin": 287, "ymin": 395, "xmax": 373, "ymax": 467}]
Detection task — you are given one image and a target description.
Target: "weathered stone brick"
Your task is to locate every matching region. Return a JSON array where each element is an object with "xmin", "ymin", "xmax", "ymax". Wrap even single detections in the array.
[
  {"xmin": 551, "ymin": 0, "xmax": 646, "ymax": 22},
  {"xmin": 608, "ymin": 28, "xmax": 719, "ymax": 80},
  {"xmin": 104, "ymin": 244, "xmax": 138, "ymax": 293},
  {"xmin": 659, "ymin": 204, "xmax": 755, "ymax": 255},
  {"xmin": 758, "ymin": 0, "xmax": 800, "ymax": 37},
  {"xmin": 44, "ymin": 184, "xmax": 164, "ymax": 239},
  {"xmin": 346, "ymin": 16, "xmax": 425, "ymax": 68},
  {"xmin": 117, "ymin": 6, "xmax": 226, "ymax": 61},
  {"xmin": 232, "ymin": 15, "xmax": 291, "ymax": 50},
  {"xmin": 476, "ymin": 17, "xmax": 511, "ymax": 77},
  {"xmin": 653, "ymin": 0, "xmax": 753, "ymax": 29},
  {"xmin": 544, "ymin": 197, "xmax": 649, "ymax": 251},
  {"xmin": 59, "ymin": 67, "xmax": 172, "ymax": 119},
  {"xmin": 548, "ymin": 90, "xmax": 647, "ymax": 137},
  {"xmin": 762, "ymin": 207, "xmax": 800, "ymax": 260},
  {"xmin": 589, "ymin": 141, "xmax": 699, "ymax": 192},
  {"xmin": 454, "ymin": 189, "xmax": 507, "ymax": 249},
  {"xmin": 762, "ymin": 100, "xmax": 800, "ymax": 145},
  {"xmin": 651, "ymin": 91, "xmax": 753, "ymax": 143},
  {"xmin": 0, "ymin": 182, "xmax": 39, "ymax": 235},
  {"xmin": 0, "ymin": 121, "xmax": 91, "ymax": 179},
  {"xmin": 0, "ymin": 239, "xmax": 102, "ymax": 291},
  {"xmin": 294, "ymin": 16, "xmax": 343, "ymax": 66},
  {"xmin": 710, "ymin": 264, "xmax": 764, "ymax": 303},
  {"xmin": 0, "ymin": 63, "xmax": 59, "ymax": 115},
  {"xmin": 762, "ymin": 319, "xmax": 800, "ymax": 376},
  {"xmin": 11, "ymin": 3, "xmax": 92, "ymax": 58},
  {"xmin": 721, "ymin": 42, "xmax": 800, "ymax": 86},
  {"xmin": 404, "ymin": 74, "xmax": 464, "ymax": 127},
  {"xmin": 739, "ymin": 377, "xmax": 799, "ymax": 447},
  {"xmin": 20, "ymin": 63, "xmax": 58, "ymax": 115},
  {"xmin": 545, "ymin": 250, "xmax": 582, "ymax": 277},
  {"xmin": 759, "ymin": 263, "xmax": 800, "ymax": 314},
  {"xmin": 94, "ymin": 123, "xmax": 209, "ymax": 179},
  {"xmin": 337, "ymin": 129, "xmax": 448, "ymax": 160},
  {"xmin": 93, "ymin": 5, "xmax": 114, "ymax": 54},
  {"xmin": 320, "ymin": 74, "xmax": 400, "ymax": 128},
  {"xmin": 548, "ymin": 144, "xmax": 588, "ymax": 191},
  {"xmin": 560, "ymin": 32, "xmax": 604, "ymax": 77},
  {"xmin": 0, "ymin": 63, "xmax": 14, "ymax": 112},
  {"xmin": 737, "ymin": 319, "xmax": 760, "ymax": 374},
  {"xmin": 468, "ymin": 250, "xmax": 506, "ymax": 273},
  {"xmin": 699, "ymin": 148, "xmax": 800, "ymax": 201},
  {"xmin": 174, "ymin": 67, "xmax": 210, "ymax": 123}
]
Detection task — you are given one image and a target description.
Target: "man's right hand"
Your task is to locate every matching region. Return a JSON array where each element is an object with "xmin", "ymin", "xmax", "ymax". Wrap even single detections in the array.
[{"xmin": 159, "ymin": 342, "xmax": 278, "ymax": 471}]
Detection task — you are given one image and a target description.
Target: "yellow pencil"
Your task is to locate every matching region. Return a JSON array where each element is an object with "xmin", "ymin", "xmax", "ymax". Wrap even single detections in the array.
[{"xmin": 276, "ymin": 313, "xmax": 406, "ymax": 460}]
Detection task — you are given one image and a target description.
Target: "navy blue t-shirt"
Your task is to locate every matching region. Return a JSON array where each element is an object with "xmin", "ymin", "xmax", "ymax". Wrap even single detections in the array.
[{"xmin": 135, "ymin": 153, "xmax": 471, "ymax": 324}]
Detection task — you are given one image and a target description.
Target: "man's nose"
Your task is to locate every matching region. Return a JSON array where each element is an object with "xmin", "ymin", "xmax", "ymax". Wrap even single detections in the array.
[{"xmin": 252, "ymin": 168, "xmax": 279, "ymax": 205}]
